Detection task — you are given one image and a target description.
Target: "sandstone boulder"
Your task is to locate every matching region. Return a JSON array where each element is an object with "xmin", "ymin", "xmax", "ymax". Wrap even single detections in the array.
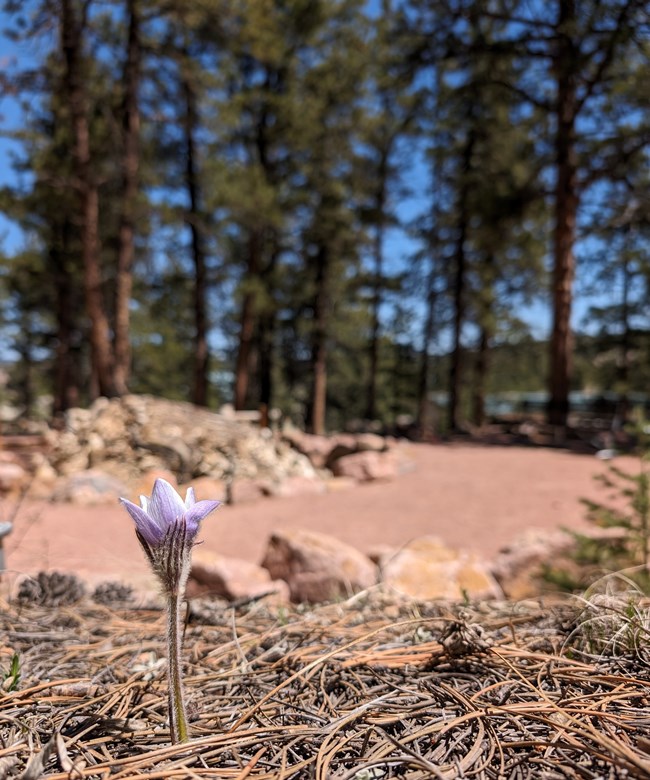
[
  {"xmin": 0, "ymin": 461, "xmax": 27, "ymax": 493},
  {"xmin": 28, "ymin": 458, "xmax": 58, "ymax": 499},
  {"xmin": 324, "ymin": 434, "xmax": 359, "ymax": 468},
  {"xmin": 354, "ymin": 433, "xmax": 387, "ymax": 453},
  {"xmin": 331, "ymin": 450, "xmax": 400, "ymax": 482},
  {"xmin": 261, "ymin": 529, "xmax": 377, "ymax": 603},
  {"xmin": 282, "ymin": 426, "xmax": 392, "ymax": 473},
  {"xmin": 50, "ymin": 469, "xmax": 129, "ymax": 505},
  {"xmin": 379, "ymin": 536, "xmax": 502, "ymax": 601},
  {"xmin": 189, "ymin": 548, "xmax": 289, "ymax": 602},
  {"xmin": 282, "ymin": 429, "xmax": 336, "ymax": 469},
  {"xmin": 490, "ymin": 528, "xmax": 618, "ymax": 599}
]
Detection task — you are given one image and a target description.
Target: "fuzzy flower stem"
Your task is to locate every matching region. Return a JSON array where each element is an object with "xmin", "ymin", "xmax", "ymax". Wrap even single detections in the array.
[{"xmin": 167, "ymin": 589, "xmax": 189, "ymax": 744}]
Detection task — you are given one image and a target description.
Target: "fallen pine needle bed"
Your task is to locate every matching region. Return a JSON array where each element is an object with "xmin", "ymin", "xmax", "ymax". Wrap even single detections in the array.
[{"xmin": 1, "ymin": 584, "xmax": 649, "ymax": 779}]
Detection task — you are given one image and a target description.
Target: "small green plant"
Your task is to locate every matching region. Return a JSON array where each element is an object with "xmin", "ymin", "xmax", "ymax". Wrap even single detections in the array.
[
  {"xmin": 575, "ymin": 414, "xmax": 650, "ymax": 591},
  {"xmin": 2, "ymin": 653, "xmax": 20, "ymax": 692}
]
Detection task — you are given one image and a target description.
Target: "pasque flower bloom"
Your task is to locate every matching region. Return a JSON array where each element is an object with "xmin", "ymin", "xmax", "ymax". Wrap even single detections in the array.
[
  {"xmin": 120, "ymin": 479, "xmax": 220, "ymax": 593},
  {"xmin": 120, "ymin": 478, "xmax": 220, "ymax": 743}
]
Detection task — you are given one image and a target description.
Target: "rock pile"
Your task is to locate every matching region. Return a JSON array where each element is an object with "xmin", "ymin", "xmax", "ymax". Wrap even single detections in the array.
[
  {"xmin": 41, "ymin": 395, "xmax": 319, "ymax": 503},
  {"xmin": 11, "ymin": 395, "xmax": 405, "ymax": 505}
]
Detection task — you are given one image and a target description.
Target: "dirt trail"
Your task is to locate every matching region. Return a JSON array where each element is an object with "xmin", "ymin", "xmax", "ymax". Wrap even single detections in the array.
[{"xmin": 3, "ymin": 442, "xmax": 626, "ymax": 588}]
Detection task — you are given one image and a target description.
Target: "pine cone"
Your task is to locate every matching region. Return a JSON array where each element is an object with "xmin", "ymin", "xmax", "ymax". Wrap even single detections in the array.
[
  {"xmin": 16, "ymin": 572, "xmax": 86, "ymax": 607},
  {"xmin": 92, "ymin": 581, "xmax": 134, "ymax": 606}
]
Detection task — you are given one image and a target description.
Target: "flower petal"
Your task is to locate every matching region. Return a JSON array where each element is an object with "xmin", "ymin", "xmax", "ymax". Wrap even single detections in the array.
[
  {"xmin": 139, "ymin": 495, "xmax": 149, "ymax": 512},
  {"xmin": 184, "ymin": 487, "xmax": 196, "ymax": 508},
  {"xmin": 184, "ymin": 499, "xmax": 221, "ymax": 536},
  {"xmin": 119, "ymin": 498, "xmax": 165, "ymax": 546},
  {"xmin": 149, "ymin": 479, "xmax": 186, "ymax": 530}
]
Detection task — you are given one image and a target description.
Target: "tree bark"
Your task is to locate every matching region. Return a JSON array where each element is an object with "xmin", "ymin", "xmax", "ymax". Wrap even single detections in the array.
[
  {"xmin": 448, "ymin": 129, "xmax": 475, "ymax": 432},
  {"xmin": 61, "ymin": 0, "xmax": 116, "ymax": 398},
  {"xmin": 416, "ymin": 254, "xmax": 438, "ymax": 438},
  {"xmin": 366, "ymin": 154, "xmax": 388, "ymax": 422},
  {"xmin": 52, "ymin": 220, "xmax": 80, "ymax": 414},
  {"xmin": 113, "ymin": 0, "xmax": 141, "ymax": 396},
  {"xmin": 308, "ymin": 246, "xmax": 329, "ymax": 435},
  {"xmin": 548, "ymin": 0, "xmax": 578, "ymax": 428},
  {"xmin": 181, "ymin": 49, "xmax": 210, "ymax": 407},
  {"xmin": 472, "ymin": 254, "xmax": 495, "ymax": 428},
  {"xmin": 258, "ymin": 248, "xmax": 278, "ymax": 420},
  {"xmin": 234, "ymin": 233, "xmax": 260, "ymax": 410},
  {"xmin": 617, "ymin": 236, "xmax": 631, "ymax": 425},
  {"xmin": 472, "ymin": 325, "xmax": 491, "ymax": 427}
]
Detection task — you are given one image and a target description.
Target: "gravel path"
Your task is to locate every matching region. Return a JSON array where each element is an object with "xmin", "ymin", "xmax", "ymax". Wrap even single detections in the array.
[{"xmin": 4, "ymin": 442, "xmax": 628, "ymax": 587}]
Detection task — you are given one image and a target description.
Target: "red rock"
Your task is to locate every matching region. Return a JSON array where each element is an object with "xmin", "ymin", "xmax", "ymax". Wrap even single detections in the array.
[
  {"xmin": 261, "ymin": 528, "xmax": 377, "ymax": 603},
  {"xmin": 331, "ymin": 450, "xmax": 399, "ymax": 482},
  {"xmin": 0, "ymin": 462, "xmax": 26, "ymax": 493},
  {"xmin": 354, "ymin": 433, "xmax": 387, "ymax": 453},
  {"xmin": 189, "ymin": 548, "xmax": 289, "ymax": 602}
]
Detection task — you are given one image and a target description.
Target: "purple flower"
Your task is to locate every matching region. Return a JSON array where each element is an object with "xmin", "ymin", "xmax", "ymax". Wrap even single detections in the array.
[
  {"xmin": 120, "ymin": 478, "xmax": 220, "ymax": 593},
  {"xmin": 120, "ymin": 477, "xmax": 220, "ymax": 744},
  {"xmin": 120, "ymin": 478, "xmax": 220, "ymax": 548}
]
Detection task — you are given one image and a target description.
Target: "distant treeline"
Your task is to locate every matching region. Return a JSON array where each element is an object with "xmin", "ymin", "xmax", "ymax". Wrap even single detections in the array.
[{"xmin": 0, "ymin": 0, "xmax": 648, "ymax": 433}]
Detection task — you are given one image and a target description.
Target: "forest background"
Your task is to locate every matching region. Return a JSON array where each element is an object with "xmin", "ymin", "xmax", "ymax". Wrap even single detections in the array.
[{"xmin": 0, "ymin": 0, "xmax": 648, "ymax": 436}]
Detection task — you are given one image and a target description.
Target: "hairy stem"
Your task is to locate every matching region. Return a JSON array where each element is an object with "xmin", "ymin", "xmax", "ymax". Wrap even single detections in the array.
[{"xmin": 167, "ymin": 590, "xmax": 189, "ymax": 743}]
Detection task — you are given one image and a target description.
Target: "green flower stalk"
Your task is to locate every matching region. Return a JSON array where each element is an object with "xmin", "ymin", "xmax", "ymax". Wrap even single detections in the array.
[{"xmin": 120, "ymin": 479, "xmax": 220, "ymax": 743}]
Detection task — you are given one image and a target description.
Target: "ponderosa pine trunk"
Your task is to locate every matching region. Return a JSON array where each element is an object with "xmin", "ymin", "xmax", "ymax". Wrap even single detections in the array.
[
  {"xmin": 448, "ymin": 129, "xmax": 475, "ymax": 432},
  {"xmin": 234, "ymin": 233, "xmax": 260, "ymax": 410},
  {"xmin": 548, "ymin": 0, "xmax": 578, "ymax": 428},
  {"xmin": 416, "ymin": 254, "xmax": 438, "ymax": 438},
  {"xmin": 52, "ymin": 220, "xmax": 80, "ymax": 414},
  {"xmin": 258, "ymin": 249, "xmax": 278, "ymax": 424},
  {"xmin": 308, "ymin": 246, "xmax": 329, "ymax": 435},
  {"xmin": 472, "ymin": 325, "xmax": 491, "ymax": 428},
  {"xmin": 113, "ymin": 0, "xmax": 141, "ymax": 396},
  {"xmin": 472, "ymin": 254, "xmax": 495, "ymax": 428},
  {"xmin": 181, "ymin": 48, "xmax": 209, "ymax": 407},
  {"xmin": 366, "ymin": 156, "xmax": 387, "ymax": 422},
  {"xmin": 61, "ymin": 0, "xmax": 116, "ymax": 398}
]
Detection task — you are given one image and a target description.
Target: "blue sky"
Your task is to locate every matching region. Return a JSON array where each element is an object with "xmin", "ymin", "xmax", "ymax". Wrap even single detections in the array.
[{"xmin": 0, "ymin": 4, "xmax": 596, "ymax": 357}]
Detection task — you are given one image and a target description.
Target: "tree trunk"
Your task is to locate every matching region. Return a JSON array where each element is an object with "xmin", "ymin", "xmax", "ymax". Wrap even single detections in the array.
[
  {"xmin": 308, "ymin": 246, "xmax": 329, "ymax": 435},
  {"xmin": 234, "ymin": 233, "xmax": 260, "ymax": 410},
  {"xmin": 61, "ymin": 0, "xmax": 116, "ymax": 398},
  {"xmin": 52, "ymin": 220, "xmax": 80, "ymax": 414},
  {"xmin": 448, "ymin": 129, "xmax": 475, "ymax": 432},
  {"xmin": 548, "ymin": 0, "xmax": 578, "ymax": 428},
  {"xmin": 258, "ymin": 249, "xmax": 278, "ymax": 422},
  {"xmin": 472, "ymin": 254, "xmax": 495, "ymax": 428},
  {"xmin": 617, "ymin": 239, "xmax": 631, "ymax": 425},
  {"xmin": 366, "ymin": 160, "xmax": 387, "ymax": 422},
  {"xmin": 416, "ymin": 254, "xmax": 438, "ymax": 437},
  {"xmin": 181, "ymin": 48, "xmax": 209, "ymax": 407},
  {"xmin": 113, "ymin": 0, "xmax": 141, "ymax": 396},
  {"xmin": 472, "ymin": 326, "xmax": 491, "ymax": 428}
]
